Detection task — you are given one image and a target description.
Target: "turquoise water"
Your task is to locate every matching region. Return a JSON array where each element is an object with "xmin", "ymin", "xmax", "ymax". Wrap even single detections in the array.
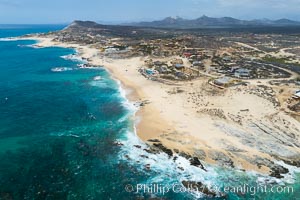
[
  {"xmin": 0, "ymin": 24, "xmax": 66, "ymax": 38},
  {"xmin": 0, "ymin": 26, "xmax": 299, "ymax": 200},
  {"xmin": 0, "ymin": 25, "xmax": 185, "ymax": 200}
]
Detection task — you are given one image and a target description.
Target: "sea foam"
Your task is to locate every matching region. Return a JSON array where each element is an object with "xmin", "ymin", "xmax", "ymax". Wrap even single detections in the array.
[
  {"xmin": 51, "ymin": 67, "xmax": 73, "ymax": 72},
  {"xmin": 18, "ymin": 44, "xmax": 41, "ymax": 49},
  {"xmin": 61, "ymin": 53, "xmax": 87, "ymax": 63},
  {"xmin": 0, "ymin": 37, "xmax": 19, "ymax": 41}
]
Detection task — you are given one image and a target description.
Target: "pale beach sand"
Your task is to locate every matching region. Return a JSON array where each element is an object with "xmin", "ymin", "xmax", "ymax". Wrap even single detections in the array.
[{"xmin": 26, "ymin": 36, "xmax": 300, "ymax": 175}]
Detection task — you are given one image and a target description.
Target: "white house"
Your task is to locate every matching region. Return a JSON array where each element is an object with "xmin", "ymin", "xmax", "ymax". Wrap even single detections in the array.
[{"xmin": 293, "ymin": 90, "xmax": 300, "ymax": 99}]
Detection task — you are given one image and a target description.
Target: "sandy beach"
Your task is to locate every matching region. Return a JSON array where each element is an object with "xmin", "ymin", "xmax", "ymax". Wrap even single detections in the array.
[{"xmin": 25, "ymin": 36, "xmax": 300, "ymax": 175}]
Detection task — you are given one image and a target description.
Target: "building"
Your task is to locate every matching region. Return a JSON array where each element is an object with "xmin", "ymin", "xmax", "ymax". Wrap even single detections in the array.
[
  {"xmin": 175, "ymin": 71, "xmax": 186, "ymax": 79},
  {"xmin": 146, "ymin": 69, "xmax": 155, "ymax": 75},
  {"xmin": 183, "ymin": 52, "xmax": 192, "ymax": 58},
  {"xmin": 192, "ymin": 61, "xmax": 202, "ymax": 67},
  {"xmin": 156, "ymin": 65, "xmax": 169, "ymax": 74},
  {"xmin": 174, "ymin": 64, "xmax": 185, "ymax": 70},
  {"xmin": 230, "ymin": 66, "xmax": 240, "ymax": 73},
  {"xmin": 234, "ymin": 68, "xmax": 250, "ymax": 78},
  {"xmin": 153, "ymin": 61, "xmax": 164, "ymax": 66},
  {"xmin": 223, "ymin": 56, "xmax": 231, "ymax": 62},
  {"xmin": 214, "ymin": 77, "xmax": 232, "ymax": 87},
  {"xmin": 293, "ymin": 90, "xmax": 300, "ymax": 99}
]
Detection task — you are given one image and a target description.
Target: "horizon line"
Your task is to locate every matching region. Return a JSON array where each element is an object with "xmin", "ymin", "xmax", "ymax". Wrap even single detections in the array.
[{"xmin": 1, "ymin": 15, "xmax": 300, "ymax": 25}]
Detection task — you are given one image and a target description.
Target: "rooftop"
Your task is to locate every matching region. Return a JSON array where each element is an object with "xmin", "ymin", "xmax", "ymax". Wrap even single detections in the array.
[
  {"xmin": 295, "ymin": 90, "xmax": 300, "ymax": 97},
  {"xmin": 214, "ymin": 76, "xmax": 232, "ymax": 85}
]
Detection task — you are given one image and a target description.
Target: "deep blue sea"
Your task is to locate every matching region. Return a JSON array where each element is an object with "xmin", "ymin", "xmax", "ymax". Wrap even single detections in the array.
[{"xmin": 0, "ymin": 25, "xmax": 299, "ymax": 200}]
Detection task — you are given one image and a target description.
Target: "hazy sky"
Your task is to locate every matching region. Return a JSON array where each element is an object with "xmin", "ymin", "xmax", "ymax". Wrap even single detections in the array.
[{"xmin": 1, "ymin": 0, "xmax": 300, "ymax": 24}]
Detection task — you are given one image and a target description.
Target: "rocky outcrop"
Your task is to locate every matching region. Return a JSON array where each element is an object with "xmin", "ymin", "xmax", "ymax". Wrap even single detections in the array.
[
  {"xmin": 152, "ymin": 143, "xmax": 173, "ymax": 157},
  {"xmin": 145, "ymin": 142, "xmax": 206, "ymax": 171},
  {"xmin": 181, "ymin": 181, "xmax": 219, "ymax": 197},
  {"xmin": 190, "ymin": 157, "xmax": 206, "ymax": 171},
  {"xmin": 282, "ymin": 159, "xmax": 300, "ymax": 167},
  {"xmin": 147, "ymin": 139, "xmax": 161, "ymax": 143},
  {"xmin": 269, "ymin": 165, "xmax": 289, "ymax": 178}
]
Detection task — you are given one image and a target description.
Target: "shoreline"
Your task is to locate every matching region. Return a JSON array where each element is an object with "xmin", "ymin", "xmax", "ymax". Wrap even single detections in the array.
[
  {"xmin": 25, "ymin": 36, "xmax": 174, "ymax": 147},
  {"xmin": 26, "ymin": 36, "xmax": 175, "ymax": 139},
  {"xmin": 20, "ymin": 35, "xmax": 300, "ymax": 178}
]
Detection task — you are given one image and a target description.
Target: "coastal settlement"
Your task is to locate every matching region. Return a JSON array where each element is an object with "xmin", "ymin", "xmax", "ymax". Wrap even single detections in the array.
[{"xmin": 25, "ymin": 21, "xmax": 300, "ymax": 183}]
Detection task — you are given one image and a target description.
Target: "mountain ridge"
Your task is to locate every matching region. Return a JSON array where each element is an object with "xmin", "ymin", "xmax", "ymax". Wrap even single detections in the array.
[{"xmin": 126, "ymin": 16, "xmax": 300, "ymax": 28}]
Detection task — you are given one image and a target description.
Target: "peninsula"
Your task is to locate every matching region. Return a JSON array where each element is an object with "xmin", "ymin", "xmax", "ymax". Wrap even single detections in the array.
[{"xmin": 24, "ymin": 19, "xmax": 300, "ymax": 180}]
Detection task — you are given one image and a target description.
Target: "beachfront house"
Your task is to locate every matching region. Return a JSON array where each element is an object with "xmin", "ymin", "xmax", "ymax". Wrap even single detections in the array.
[
  {"xmin": 146, "ymin": 69, "xmax": 155, "ymax": 76},
  {"xmin": 214, "ymin": 76, "xmax": 232, "ymax": 87},
  {"xmin": 293, "ymin": 90, "xmax": 300, "ymax": 99}
]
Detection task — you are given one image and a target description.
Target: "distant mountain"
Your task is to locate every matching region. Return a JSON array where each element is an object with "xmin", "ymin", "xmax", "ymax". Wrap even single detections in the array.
[
  {"xmin": 273, "ymin": 18, "xmax": 300, "ymax": 25},
  {"xmin": 60, "ymin": 20, "xmax": 178, "ymax": 39},
  {"xmin": 66, "ymin": 20, "xmax": 99, "ymax": 29},
  {"xmin": 128, "ymin": 16, "xmax": 300, "ymax": 28}
]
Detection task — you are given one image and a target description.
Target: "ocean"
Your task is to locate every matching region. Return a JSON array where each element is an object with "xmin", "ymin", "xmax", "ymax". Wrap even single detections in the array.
[{"xmin": 0, "ymin": 25, "xmax": 299, "ymax": 200}]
